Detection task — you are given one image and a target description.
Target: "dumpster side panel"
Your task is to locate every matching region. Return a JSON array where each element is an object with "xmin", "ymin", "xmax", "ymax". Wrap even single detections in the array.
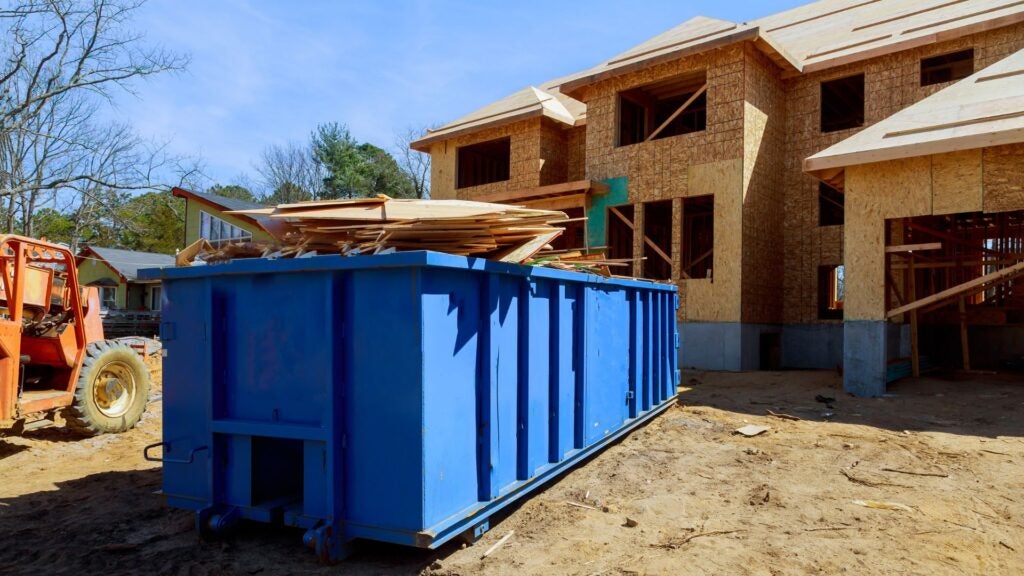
[
  {"xmin": 480, "ymin": 274, "xmax": 521, "ymax": 499},
  {"xmin": 207, "ymin": 272, "xmax": 337, "ymax": 511},
  {"xmin": 212, "ymin": 273, "xmax": 333, "ymax": 427},
  {"xmin": 520, "ymin": 279, "xmax": 551, "ymax": 479},
  {"xmin": 344, "ymin": 267, "xmax": 425, "ymax": 531},
  {"xmin": 162, "ymin": 277, "xmax": 212, "ymax": 506},
  {"xmin": 420, "ymin": 268, "xmax": 483, "ymax": 528},
  {"xmin": 584, "ymin": 287, "xmax": 630, "ymax": 445},
  {"xmin": 551, "ymin": 282, "xmax": 579, "ymax": 461}
]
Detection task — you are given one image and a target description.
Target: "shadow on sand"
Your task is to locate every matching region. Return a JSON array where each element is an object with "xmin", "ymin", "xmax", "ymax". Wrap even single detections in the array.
[{"xmin": 678, "ymin": 368, "xmax": 1024, "ymax": 439}]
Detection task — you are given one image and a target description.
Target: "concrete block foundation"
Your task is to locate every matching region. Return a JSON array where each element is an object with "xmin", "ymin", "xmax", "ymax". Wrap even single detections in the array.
[
  {"xmin": 780, "ymin": 323, "xmax": 843, "ymax": 369},
  {"xmin": 843, "ymin": 321, "xmax": 888, "ymax": 397},
  {"xmin": 678, "ymin": 322, "xmax": 779, "ymax": 371}
]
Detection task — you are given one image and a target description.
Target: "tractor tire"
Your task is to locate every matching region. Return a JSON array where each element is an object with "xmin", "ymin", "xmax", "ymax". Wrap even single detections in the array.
[{"xmin": 65, "ymin": 340, "xmax": 151, "ymax": 436}]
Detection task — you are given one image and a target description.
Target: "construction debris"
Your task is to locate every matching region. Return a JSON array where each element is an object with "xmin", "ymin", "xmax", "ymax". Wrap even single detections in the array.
[
  {"xmin": 735, "ymin": 424, "xmax": 770, "ymax": 437},
  {"xmin": 171, "ymin": 196, "xmax": 648, "ymax": 278}
]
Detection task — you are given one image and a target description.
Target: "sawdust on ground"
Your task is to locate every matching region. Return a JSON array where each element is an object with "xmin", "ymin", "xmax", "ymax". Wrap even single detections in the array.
[{"xmin": 0, "ymin": 368, "xmax": 1021, "ymax": 575}]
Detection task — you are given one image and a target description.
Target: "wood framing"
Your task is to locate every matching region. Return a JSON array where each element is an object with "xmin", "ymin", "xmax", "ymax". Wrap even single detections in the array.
[{"xmin": 410, "ymin": 0, "xmax": 1024, "ymax": 375}]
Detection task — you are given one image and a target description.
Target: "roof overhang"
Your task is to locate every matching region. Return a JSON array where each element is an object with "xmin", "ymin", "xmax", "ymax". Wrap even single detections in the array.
[
  {"xmin": 411, "ymin": 109, "xmax": 546, "ymax": 152},
  {"xmin": 172, "ymin": 187, "xmax": 265, "ymax": 228},
  {"xmin": 805, "ymin": 47, "xmax": 1024, "ymax": 182},
  {"xmin": 799, "ymin": 11, "xmax": 1024, "ymax": 76},
  {"xmin": 805, "ymin": 126, "xmax": 1024, "ymax": 178},
  {"xmin": 560, "ymin": 27, "xmax": 765, "ymax": 98},
  {"xmin": 410, "ymin": 88, "xmax": 583, "ymax": 152}
]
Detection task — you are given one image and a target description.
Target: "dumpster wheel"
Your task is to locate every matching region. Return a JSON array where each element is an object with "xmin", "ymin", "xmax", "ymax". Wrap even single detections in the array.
[{"xmin": 65, "ymin": 341, "xmax": 151, "ymax": 436}]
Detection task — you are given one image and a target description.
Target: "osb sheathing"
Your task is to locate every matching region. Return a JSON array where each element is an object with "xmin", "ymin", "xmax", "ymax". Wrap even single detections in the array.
[
  {"xmin": 982, "ymin": 143, "xmax": 1024, "ymax": 213},
  {"xmin": 580, "ymin": 45, "xmax": 746, "ymax": 186},
  {"xmin": 578, "ymin": 46, "xmax": 746, "ymax": 324},
  {"xmin": 844, "ymin": 143, "xmax": 1024, "ymax": 321},
  {"xmin": 566, "ymin": 126, "xmax": 586, "ymax": 182},
  {"xmin": 933, "ymin": 149, "xmax": 982, "ymax": 215},
  {"xmin": 428, "ymin": 118, "xmax": 545, "ymax": 200},
  {"xmin": 844, "ymin": 157, "xmax": 932, "ymax": 321},
  {"xmin": 782, "ymin": 22, "xmax": 1024, "ymax": 325},
  {"xmin": 684, "ymin": 159, "xmax": 743, "ymax": 323},
  {"xmin": 741, "ymin": 45, "xmax": 786, "ymax": 325},
  {"xmin": 538, "ymin": 117, "xmax": 569, "ymax": 186}
]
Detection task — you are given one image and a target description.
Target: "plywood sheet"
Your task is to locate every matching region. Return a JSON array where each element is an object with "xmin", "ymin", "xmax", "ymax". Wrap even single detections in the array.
[
  {"xmin": 685, "ymin": 158, "xmax": 743, "ymax": 323},
  {"xmin": 844, "ymin": 157, "xmax": 932, "ymax": 321},
  {"xmin": 932, "ymin": 149, "xmax": 983, "ymax": 215},
  {"xmin": 982, "ymin": 142, "xmax": 1024, "ymax": 212}
]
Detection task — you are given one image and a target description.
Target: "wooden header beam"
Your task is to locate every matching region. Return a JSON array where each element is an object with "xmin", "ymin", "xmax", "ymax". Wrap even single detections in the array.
[
  {"xmin": 885, "ymin": 242, "xmax": 941, "ymax": 253},
  {"xmin": 474, "ymin": 179, "xmax": 609, "ymax": 205}
]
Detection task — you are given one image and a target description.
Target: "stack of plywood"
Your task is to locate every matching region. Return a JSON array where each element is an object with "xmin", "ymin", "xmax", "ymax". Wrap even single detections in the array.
[{"xmin": 221, "ymin": 197, "xmax": 569, "ymax": 264}]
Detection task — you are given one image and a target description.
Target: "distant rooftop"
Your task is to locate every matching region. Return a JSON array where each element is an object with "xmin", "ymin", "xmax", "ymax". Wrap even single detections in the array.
[
  {"xmin": 172, "ymin": 187, "xmax": 265, "ymax": 212},
  {"xmin": 81, "ymin": 246, "xmax": 175, "ymax": 281}
]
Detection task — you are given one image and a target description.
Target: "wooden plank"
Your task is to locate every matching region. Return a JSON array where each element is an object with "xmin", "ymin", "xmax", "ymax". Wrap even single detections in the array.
[
  {"xmin": 910, "ymin": 309, "xmax": 920, "ymax": 378},
  {"xmin": 959, "ymin": 296, "xmax": 971, "ymax": 371},
  {"xmin": 885, "ymin": 242, "xmax": 942, "ymax": 253},
  {"xmin": 644, "ymin": 236, "xmax": 673, "ymax": 266},
  {"xmin": 886, "ymin": 260, "xmax": 1024, "ymax": 318},
  {"xmin": 645, "ymin": 83, "xmax": 708, "ymax": 142},
  {"xmin": 907, "ymin": 221, "xmax": 1001, "ymax": 255},
  {"xmin": 609, "ymin": 206, "xmax": 634, "ymax": 230},
  {"xmin": 175, "ymin": 238, "xmax": 214, "ymax": 266},
  {"xmin": 474, "ymin": 180, "xmax": 609, "ymax": 204},
  {"xmin": 909, "ymin": 251, "xmax": 919, "ymax": 377},
  {"xmin": 520, "ymin": 193, "xmax": 588, "ymax": 212},
  {"xmin": 496, "ymin": 230, "xmax": 562, "ymax": 263},
  {"xmin": 884, "ymin": 110, "xmax": 1024, "ymax": 139}
]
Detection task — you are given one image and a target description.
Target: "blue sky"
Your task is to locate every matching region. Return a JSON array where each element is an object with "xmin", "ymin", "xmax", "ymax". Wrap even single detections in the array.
[{"xmin": 109, "ymin": 0, "xmax": 806, "ymax": 188}]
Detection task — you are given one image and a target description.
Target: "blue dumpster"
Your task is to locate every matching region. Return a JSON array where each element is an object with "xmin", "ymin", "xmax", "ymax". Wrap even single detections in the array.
[{"xmin": 140, "ymin": 251, "xmax": 678, "ymax": 561}]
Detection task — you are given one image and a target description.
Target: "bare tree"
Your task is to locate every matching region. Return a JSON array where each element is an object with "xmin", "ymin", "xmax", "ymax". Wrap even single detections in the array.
[
  {"xmin": 255, "ymin": 141, "xmax": 326, "ymax": 203},
  {"xmin": 0, "ymin": 0, "xmax": 189, "ymax": 235},
  {"xmin": 394, "ymin": 126, "xmax": 432, "ymax": 199}
]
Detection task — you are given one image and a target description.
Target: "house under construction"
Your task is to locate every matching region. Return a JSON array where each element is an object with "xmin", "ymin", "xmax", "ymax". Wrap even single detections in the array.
[{"xmin": 411, "ymin": 0, "xmax": 1024, "ymax": 397}]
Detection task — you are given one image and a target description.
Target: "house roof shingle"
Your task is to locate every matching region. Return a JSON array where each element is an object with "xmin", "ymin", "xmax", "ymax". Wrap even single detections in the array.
[{"xmin": 83, "ymin": 246, "xmax": 175, "ymax": 281}]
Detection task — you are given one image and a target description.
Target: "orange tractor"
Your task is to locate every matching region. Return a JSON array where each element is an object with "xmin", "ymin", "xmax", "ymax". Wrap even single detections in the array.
[{"xmin": 0, "ymin": 235, "xmax": 151, "ymax": 435}]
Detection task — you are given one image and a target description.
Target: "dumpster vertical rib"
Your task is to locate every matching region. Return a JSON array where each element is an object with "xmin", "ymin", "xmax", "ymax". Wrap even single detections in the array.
[
  {"xmin": 573, "ymin": 283, "xmax": 586, "ymax": 450},
  {"xmin": 628, "ymin": 290, "xmax": 640, "ymax": 419},
  {"xmin": 656, "ymin": 292, "xmax": 666, "ymax": 403},
  {"xmin": 477, "ymin": 274, "xmax": 499, "ymax": 500},
  {"xmin": 653, "ymin": 291, "xmax": 663, "ymax": 406},
  {"xmin": 671, "ymin": 294, "xmax": 680, "ymax": 394},
  {"xmin": 641, "ymin": 291, "xmax": 651, "ymax": 412},
  {"xmin": 517, "ymin": 278, "xmax": 530, "ymax": 481},
  {"xmin": 209, "ymin": 280, "xmax": 226, "ymax": 506},
  {"xmin": 551, "ymin": 281, "xmax": 575, "ymax": 459}
]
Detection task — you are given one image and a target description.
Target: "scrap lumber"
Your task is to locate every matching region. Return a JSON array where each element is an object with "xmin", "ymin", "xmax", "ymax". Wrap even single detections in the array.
[
  {"xmin": 886, "ymin": 260, "xmax": 1024, "ymax": 318},
  {"xmin": 183, "ymin": 197, "xmax": 577, "ymax": 268},
  {"xmin": 185, "ymin": 198, "xmax": 664, "ymax": 281}
]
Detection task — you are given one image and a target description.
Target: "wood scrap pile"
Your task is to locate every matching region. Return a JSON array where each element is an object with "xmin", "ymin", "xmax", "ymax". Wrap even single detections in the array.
[
  {"xmin": 527, "ymin": 250, "xmax": 639, "ymax": 277},
  {"xmin": 176, "ymin": 197, "xmax": 588, "ymax": 267}
]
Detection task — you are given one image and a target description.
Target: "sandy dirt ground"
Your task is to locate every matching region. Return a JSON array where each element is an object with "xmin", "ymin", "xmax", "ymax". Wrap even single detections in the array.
[{"xmin": 1, "ymin": 366, "xmax": 1022, "ymax": 576}]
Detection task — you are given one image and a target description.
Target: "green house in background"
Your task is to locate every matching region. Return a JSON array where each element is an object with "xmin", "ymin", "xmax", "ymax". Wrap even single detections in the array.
[
  {"xmin": 76, "ymin": 246, "xmax": 175, "ymax": 312},
  {"xmin": 172, "ymin": 187, "xmax": 276, "ymax": 246}
]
